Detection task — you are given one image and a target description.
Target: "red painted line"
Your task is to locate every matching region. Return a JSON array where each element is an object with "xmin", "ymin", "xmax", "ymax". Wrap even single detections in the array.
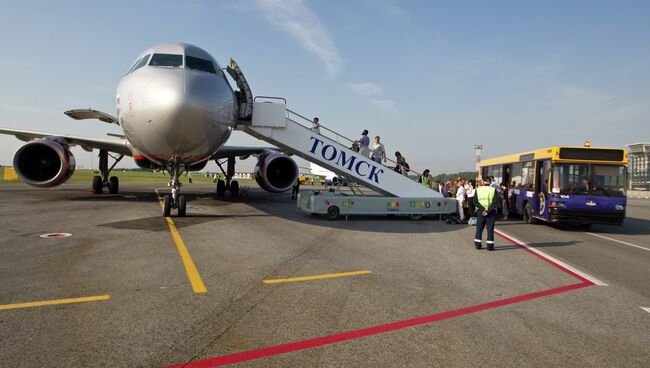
[
  {"xmin": 166, "ymin": 282, "xmax": 590, "ymax": 368},
  {"xmin": 165, "ymin": 231, "xmax": 593, "ymax": 368},
  {"xmin": 494, "ymin": 229, "xmax": 593, "ymax": 285}
]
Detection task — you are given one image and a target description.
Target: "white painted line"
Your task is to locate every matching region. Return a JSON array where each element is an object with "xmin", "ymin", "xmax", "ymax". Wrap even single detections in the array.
[
  {"xmin": 585, "ymin": 232, "xmax": 650, "ymax": 252},
  {"xmin": 641, "ymin": 307, "xmax": 650, "ymax": 314},
  {"xmin": 495, "ymin": 229, "xmax": 608, "ymax": 286}
]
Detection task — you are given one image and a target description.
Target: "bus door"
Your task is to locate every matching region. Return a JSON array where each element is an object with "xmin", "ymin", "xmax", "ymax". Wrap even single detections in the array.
[
  {"xmin": 503, "ymin": 164, "xmax": 512, "ymax": 212},
  {"xmin": 534, "ymin": 160, "xmax": 551, "ymax": 218}
]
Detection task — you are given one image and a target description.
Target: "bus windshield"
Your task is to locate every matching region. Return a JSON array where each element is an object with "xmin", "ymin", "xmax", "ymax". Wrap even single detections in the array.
[{"xmin": 552, "ymin": 164, "xmax": 626, "ymax": 197}]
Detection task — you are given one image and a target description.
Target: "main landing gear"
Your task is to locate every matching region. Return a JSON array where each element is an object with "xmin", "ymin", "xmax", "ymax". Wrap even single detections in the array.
[
  {"xmin": 162, "ymin": 162, "xmax": 187, "ymax": 217},
  {"xmin": 91, "ymin": 149, "xmax": 124, "ymax": 194},
  {"xmin": 215, "ymin": 156, "xmax": 240, "ymax": 198}
]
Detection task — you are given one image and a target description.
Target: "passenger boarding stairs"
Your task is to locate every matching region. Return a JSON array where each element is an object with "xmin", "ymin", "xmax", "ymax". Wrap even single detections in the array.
[
  {"xmin": 226, "ymin": 59, "xmax": 444, "ymax": 198},
  {"xmin": 238, "ymin": 101, "xmax": 443, "ymax": 198}
]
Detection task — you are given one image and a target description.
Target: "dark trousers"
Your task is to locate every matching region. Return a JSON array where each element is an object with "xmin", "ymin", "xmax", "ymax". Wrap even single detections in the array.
[
  {"xmin": 474, "ymin": 211, "xmax": 496, "ymax": 248},
  {"xmin": 467, "ymin": 198, "xmax": 476, "ymax": 218}
]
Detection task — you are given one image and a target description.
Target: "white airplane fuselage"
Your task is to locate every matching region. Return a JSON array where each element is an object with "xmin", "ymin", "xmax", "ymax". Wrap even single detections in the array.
[{"xmin": 116, "ymin": 43, "xmax": 236, "ymax": 167}]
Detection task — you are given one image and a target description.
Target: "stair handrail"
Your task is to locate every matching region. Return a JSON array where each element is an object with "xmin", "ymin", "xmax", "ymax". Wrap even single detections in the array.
[
  {"xmin": 286, "ymin": 108, "xmax": 425, "ymax": 179},
  {"xmin": 287, "ymin": 109, "xmax": 356, "ymax": 147}
]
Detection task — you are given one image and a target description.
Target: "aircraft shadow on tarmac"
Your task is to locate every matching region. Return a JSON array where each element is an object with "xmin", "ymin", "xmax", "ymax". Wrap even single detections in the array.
[
  {"xmin": 76, "ymin": 187, "xmax": 459, "ymax": 234},
  {"xmin": 99, "ymin": 213, "xmax": 271, "ymax": 231},
  {"xmin": 238, "ymin": 190, "xmax": 458, "ymax": 234}
]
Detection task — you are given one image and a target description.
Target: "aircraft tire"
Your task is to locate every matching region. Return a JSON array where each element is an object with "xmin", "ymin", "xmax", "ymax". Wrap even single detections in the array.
[
  {"xmin": 177, "ymin": 195, "xmax": 186, "ymax": 217},
  {"xmin": 216, "ymin": 180, "xmax": 226, "ymax": 197},
  {"xmin": 230, "ymin": 180, "xmax": 239, "ymax": 197},
  {"xmin": 108, "ymin": 176, "xmax": 119, "ymax": 194},
  {"xmin": 163, "ymin": 195, "xmax": 172, "ymax": 217},
  {"xmin": 92, "ymin": 175, "xmax": 103, "ymax": 194}
]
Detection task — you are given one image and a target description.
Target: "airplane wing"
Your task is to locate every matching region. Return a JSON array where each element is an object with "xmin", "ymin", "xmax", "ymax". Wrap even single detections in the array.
[
  {"xmin": 211, "ymin": 146, "xmax": 280, "ymax": 160},
  {"xmin": 0, "ymin": 128, "xmax": 132, "ymax": 156}
]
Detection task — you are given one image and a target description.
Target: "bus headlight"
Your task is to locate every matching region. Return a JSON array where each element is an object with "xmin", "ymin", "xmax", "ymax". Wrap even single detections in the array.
[
  {"xmin": 615, "ymin": 204, "xmax": 625, "ymax": 211},
  {"xmin": 550, "ymin": 201, "xmax": 565, "ymax": 207}
]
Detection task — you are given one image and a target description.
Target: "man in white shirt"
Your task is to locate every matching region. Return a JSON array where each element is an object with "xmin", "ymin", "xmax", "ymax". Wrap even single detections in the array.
[
  {"xmin": 370, "ymin": 136, "xmax": 386, "ymax": 164},
  {"xmin": 456, "ymin": 179, "xmax": 467, "ymax": 222},
  {"xmin": 311, "ymin": 117, "xmax": 320, "ymax": 134}
]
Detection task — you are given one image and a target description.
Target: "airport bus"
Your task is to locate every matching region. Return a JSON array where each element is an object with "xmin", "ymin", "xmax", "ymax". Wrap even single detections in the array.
[{"xmin": 480, "ymin": 143, "xmax": 627, "ymax": 227}]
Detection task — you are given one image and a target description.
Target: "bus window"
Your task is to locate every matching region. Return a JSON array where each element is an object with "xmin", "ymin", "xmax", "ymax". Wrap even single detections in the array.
[
  {"xmin": 592, "ymin": 165, "xmax": 626, "ymax": 196},
  {"xmin": 511, "ymin": 163, "xmax": 523, "ymax": 187},
  {"xmin": 492, "ymin": 166, "xmax": 502, "ymax": 185},
  {"xmin": 521, "ymin": 161, "xmax": 534, "ymax": 189},
  {"xmin": 552, "ymin": 163, "xmax": 589, "ymax": 194}
]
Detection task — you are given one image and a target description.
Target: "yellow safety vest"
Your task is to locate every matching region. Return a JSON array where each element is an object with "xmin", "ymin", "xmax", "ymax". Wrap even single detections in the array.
[
  {"xmin": 421, "ymin": 177, "xmax": 430, "ymax": 186},
  {"xmin": 476, "ymin": 186, "xmax": 496, "ymax": 208}
]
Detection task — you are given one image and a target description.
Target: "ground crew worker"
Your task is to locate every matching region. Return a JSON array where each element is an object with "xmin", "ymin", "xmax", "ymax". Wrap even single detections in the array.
[
  {"xmin": 420, "ymin": 169, "xmax": 431, "ymax": 187},
  {"xmin": 291, "ymin": 177, "xmax": 300, "ymax": 200},
  {"xmin": 473, "ymin": 177, "xmax": 499, "ymax": 251}
]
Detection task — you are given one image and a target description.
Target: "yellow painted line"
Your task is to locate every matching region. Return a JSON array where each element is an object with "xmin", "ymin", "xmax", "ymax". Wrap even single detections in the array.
[
  {"xmin": 0, "ymin": 295, "xmax": 110, "ymax": 311},
  {"xmin": 155, "ymin": 189, "xmax": 207, "ymax": 293},
  {"xmin": 263, "ymin": 270, "xmax": 372, "ymax": 284}
]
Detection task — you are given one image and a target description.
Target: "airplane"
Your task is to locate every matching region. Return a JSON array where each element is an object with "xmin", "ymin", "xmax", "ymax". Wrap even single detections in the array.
[{"xmin": 0, "ymin": 43, "xmax": 299, "ymax": 217}]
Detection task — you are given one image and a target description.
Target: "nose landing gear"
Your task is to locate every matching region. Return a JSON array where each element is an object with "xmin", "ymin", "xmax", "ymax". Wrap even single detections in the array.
[{"xmin": 162, "ymin": 163, "xmax": 187, "ymax": 217}]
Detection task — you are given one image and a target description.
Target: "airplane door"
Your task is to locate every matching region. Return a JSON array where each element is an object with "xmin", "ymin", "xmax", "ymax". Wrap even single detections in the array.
[{"xmin": 535, "ymin": 160, "xmax": 551, "ymax": 218}]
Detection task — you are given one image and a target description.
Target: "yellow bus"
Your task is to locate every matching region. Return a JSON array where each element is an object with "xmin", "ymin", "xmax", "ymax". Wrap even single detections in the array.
[{"xmin": 480, "ymin": 143, "xmax": 627, "ymax": 227}]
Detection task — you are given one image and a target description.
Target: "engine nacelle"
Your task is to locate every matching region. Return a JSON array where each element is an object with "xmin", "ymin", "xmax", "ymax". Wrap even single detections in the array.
[
  {"xmin": 13, "ymin": 140, "xmax": 76, "ymax": 187},
  {"xmin": 187, "ymin": 159, "xmax": 208, "ymax": 172},
  {"xmin": 134, "ymin": 155, "xmax": 163, "ymax": 171},
  {"xmin": 254, "ymin": 153, "xmax": 298, "ymax": 193}
]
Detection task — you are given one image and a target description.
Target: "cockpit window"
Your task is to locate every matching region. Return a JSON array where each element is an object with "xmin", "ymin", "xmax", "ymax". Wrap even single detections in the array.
[
  {"xmin": 149, "ymin": 54, "xmax": 183, "ymax": 67},
  {"xmin": 126, "ymin": 54, "xmax": 150, "ymax": 75},
  {"xmin": 186, "ymin": 55, "xmax": 217, "ymax": 74},
  {"xmin": 131, "ymin": 54, "xmax": 150, "ymax": 73}
]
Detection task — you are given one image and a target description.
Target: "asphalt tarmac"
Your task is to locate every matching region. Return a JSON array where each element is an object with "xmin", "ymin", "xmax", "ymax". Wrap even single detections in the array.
[{"xmin": 0, "ymin": 183, "xmax": 648, "ymax": 367}]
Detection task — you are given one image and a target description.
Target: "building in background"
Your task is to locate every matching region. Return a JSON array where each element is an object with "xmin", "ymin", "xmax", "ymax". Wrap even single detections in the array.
[{"xmin": 626, "ymin": 142, "xmax": 650, "ymax": 191}]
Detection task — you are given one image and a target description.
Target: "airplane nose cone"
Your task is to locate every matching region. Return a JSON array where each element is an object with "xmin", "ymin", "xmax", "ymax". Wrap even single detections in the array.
[
  {"xmin": 144, "ymin": 72, "xmax": 184, "ymax": 106},
  {"xmin": 135, "ymin": 69, "xmax": 233, "ymax": 164}
]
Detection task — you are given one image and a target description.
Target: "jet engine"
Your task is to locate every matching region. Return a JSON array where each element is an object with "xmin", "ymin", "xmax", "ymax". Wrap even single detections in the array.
[
  {"xmin": 134, "ymin": 156, "xmax": 163, "ymax": 171},
  {"xmin": 254, "ymin": 153, "xmax": 298, "ymax": 193},
  {"xmin": 13, "ymin": 140, "xmax": 76, "ymax": 187},
  {"xmin": 187, "ymin": 159, "xmax": 208, "ymax": 172}
]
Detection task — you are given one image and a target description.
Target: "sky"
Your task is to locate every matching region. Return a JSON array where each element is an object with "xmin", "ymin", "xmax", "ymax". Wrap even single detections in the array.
[{"xmin": 1, "ymin": 0, "xmax": 649, "ymax": 175}]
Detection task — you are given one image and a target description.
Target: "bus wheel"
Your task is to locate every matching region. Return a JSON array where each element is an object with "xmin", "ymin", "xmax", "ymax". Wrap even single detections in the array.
[{"xmin": 524, "ymin": 202, "xmax": 537, "ymax": 224}]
